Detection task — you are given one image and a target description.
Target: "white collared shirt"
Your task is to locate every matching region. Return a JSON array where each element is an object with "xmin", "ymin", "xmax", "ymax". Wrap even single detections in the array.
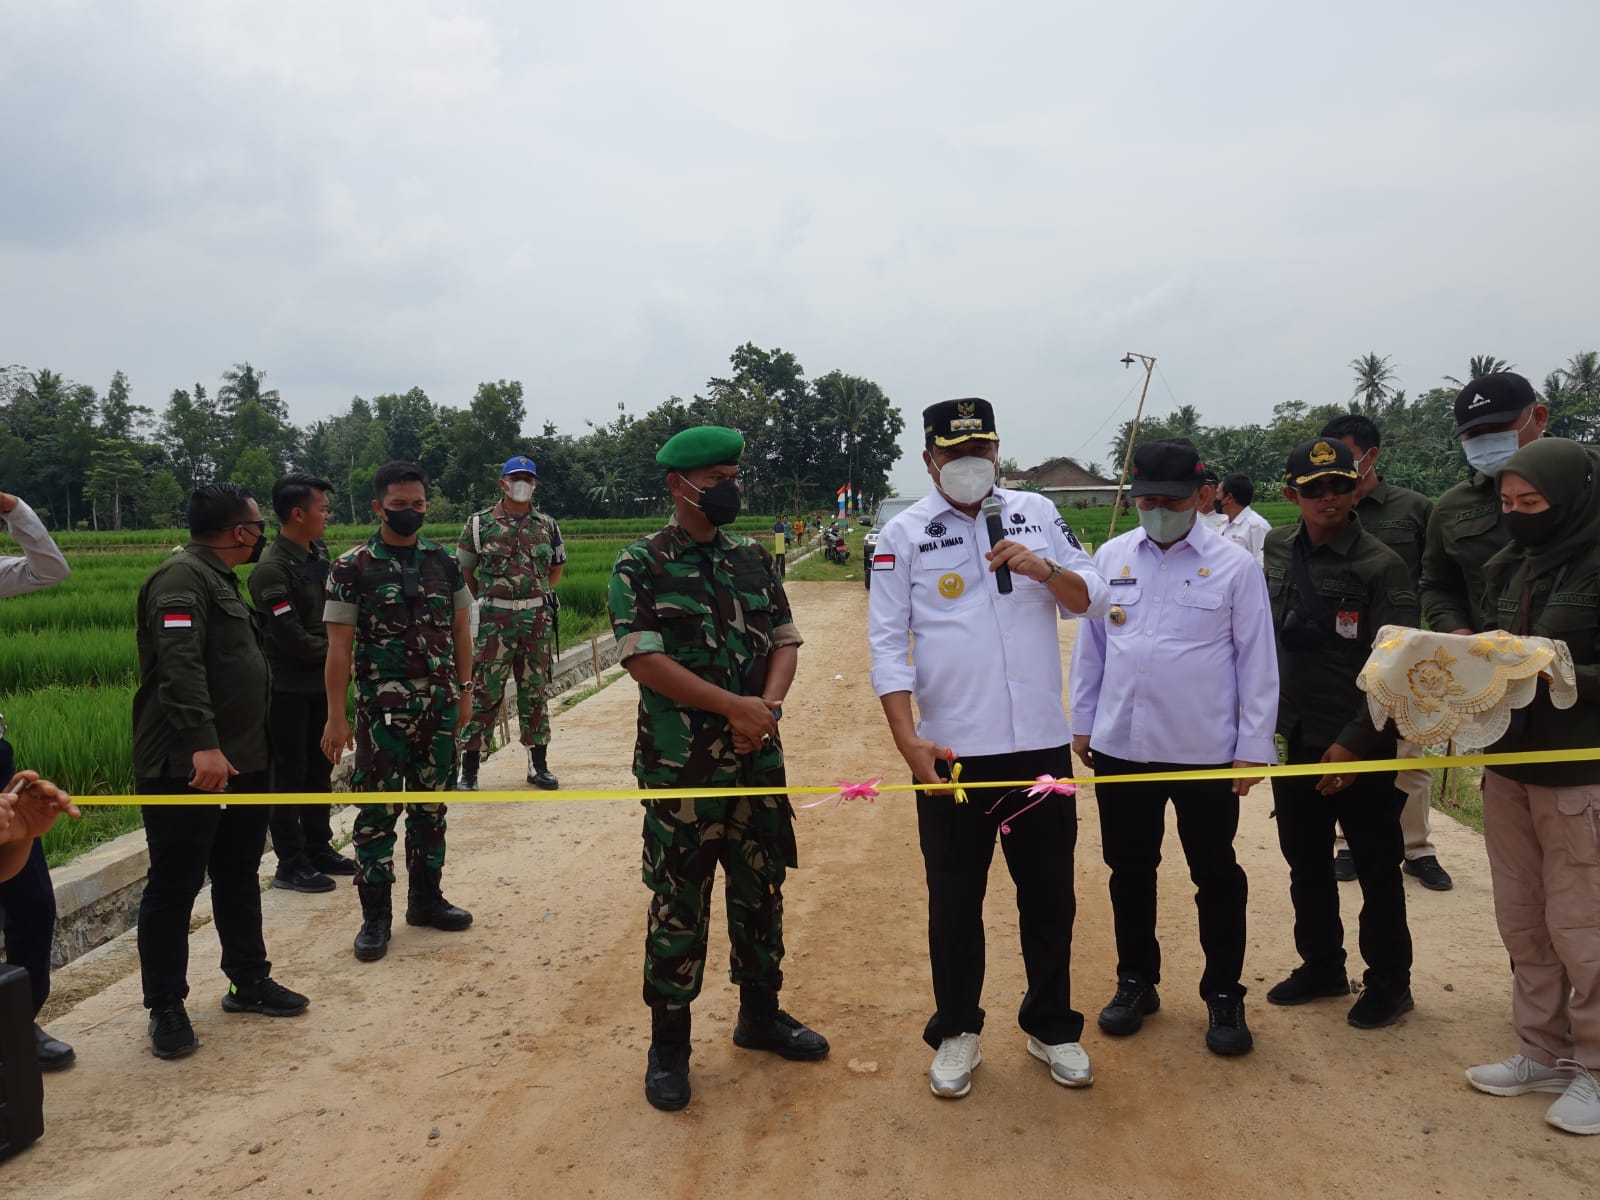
[
  {"xmin": 1219, "ymin": 504, "xmax": 1272, "ymax": 567},
  {"xmin": 1069, "ymin": 520, "xmax": 1279, "ymax": 765},
  {"xmin": 868, "ymin": 487, "xmax": 1109, "ymax": 755}
]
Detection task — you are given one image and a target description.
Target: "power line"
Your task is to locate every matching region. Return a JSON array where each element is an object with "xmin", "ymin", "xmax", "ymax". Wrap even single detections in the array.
[{"xmin": 1069, "ymin": 375, "xmax": 1145, "ymax": 464}]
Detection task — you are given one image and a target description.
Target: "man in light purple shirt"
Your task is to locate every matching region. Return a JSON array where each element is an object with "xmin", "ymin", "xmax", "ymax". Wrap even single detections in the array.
[{"xmin": 1069, "ymin": 439, "xmax": 1279, "ymax": 1056}]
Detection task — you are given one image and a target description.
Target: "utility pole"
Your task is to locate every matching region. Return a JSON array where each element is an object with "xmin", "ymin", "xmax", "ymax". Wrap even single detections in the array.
[{"xmin": 1106, "ymin": 352, "xmax": 1156, "ymax": 539}]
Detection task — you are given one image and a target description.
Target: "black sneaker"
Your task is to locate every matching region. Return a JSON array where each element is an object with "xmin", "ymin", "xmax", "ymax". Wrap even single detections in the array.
[
  {"xmin": 272, "ymin": 863, "xmax": 336, "ymax": 894},
  {"xmin": 148, "ymin": 1003, "xmax": 198, "ymax": 1059},
  {"xmin": 308, "ymin": 848, "xmax": 358, "ymax": 877},
  {"xmin": 1403, "ymin": 856, "xmax": 1453, "ymax": 892},
  {"xmin": 1333, "ymin": 850, "xmax": 1357, "ymax": 882},
  {"xmin": 1098, "ymin": 976, "xmax": 1161, "ymax": 1036},
  {"xmin": 1204, "ymin": 992, "xmax": 1253, "ymax": 1056},
  {"xmin": 732, "ymin": 1010, "xmax": 830, "ymax": 1061},
  {"xmin": 221, "ymin": 977, "xmax": 310, "ymax": 1018},
  {"xmin": 1348, "ymin": 984, "xmax": 1414, "ymax": 1029},
  {"xmin": 1266, "ymin": 967, "xmax": 1350, "ymax": 1006}
]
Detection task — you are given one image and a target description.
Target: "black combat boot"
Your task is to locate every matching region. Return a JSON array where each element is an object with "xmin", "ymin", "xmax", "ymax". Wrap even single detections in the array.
[
  {"xmin": 353, "ymin": 881, "xmax": 392, "ymax": 962},
  {"xmin": 457, "ymin": 749, "xmax": 480, "ymax": 791},
  {"xmin": 731, "ymin": 985, "xmax": 830, "ymax": 1061},
  {"xmin": 404, "ymin": 866, "xmax": 473, "ymax": 931},
  {"xmin": 645, "ymin": 1006, "xmax": 692, "ymax": 1111},
  {"xmin": 527, "ymin": 745, "xmax": 558, "ymax": 790}
]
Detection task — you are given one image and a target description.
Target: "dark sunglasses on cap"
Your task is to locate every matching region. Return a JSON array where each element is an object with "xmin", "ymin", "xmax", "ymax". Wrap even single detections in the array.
[{"xmin": 1295, "ymin": 477, "xmax": 1357, "ymax": 499}]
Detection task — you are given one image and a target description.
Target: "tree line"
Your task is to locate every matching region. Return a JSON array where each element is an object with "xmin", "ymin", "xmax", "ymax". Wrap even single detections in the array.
[
  {"xmin": 1109, "ymin": 351, "xmax": 1600, "ymax": 499},
  {"xmin": 0, "ymin": 343, "xmax": 904, "ymax": 530}
]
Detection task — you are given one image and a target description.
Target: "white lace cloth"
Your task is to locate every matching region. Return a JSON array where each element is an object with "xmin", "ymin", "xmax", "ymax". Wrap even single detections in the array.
[{"xmin": 1358, "ymin": 626, "xmax": 1578, "ymax": 750}]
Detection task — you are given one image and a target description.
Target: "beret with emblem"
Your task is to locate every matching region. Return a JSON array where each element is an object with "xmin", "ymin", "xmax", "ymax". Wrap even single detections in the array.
[
  {"xmin": 1452, "ymin": 372, "xmax": 1538, "ymax": 436},
  {"xmin": 1130, "ymin": 438, "xmax": 1206, "ymax": 497},
  {"xmin": 1284, "ymin": 437, "xmax": 1358, "ymax": 486},
  {"xmin": 923, "ymin": 397, "xmax": 999, "ymax": 448},
  {"xmin": 656, "ymin": 425, "xmax": 745, "ymax": 470}
]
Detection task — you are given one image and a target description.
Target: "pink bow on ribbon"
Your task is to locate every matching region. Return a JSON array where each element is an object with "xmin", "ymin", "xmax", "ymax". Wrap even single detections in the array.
[
  {"xmin": 1026, "ymin": 774, "xmax": 1077, "ymax": 798},
  {"xmin": 799, "ymin": 776, "xmax": 884, "ymax": 811},
  {"xmin": 988, "ymin": 776, "xmax": 1076, "ymax": 834}
]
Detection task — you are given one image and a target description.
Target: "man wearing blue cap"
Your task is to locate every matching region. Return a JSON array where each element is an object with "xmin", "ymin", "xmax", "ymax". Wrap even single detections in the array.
[{"xmin": 456, "ymin": 456, "xmax": 566, "ymax": 790}]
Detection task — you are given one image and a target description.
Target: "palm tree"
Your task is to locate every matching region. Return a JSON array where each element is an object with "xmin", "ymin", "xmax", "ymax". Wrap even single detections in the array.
[
  {"xmin": 1349, "ymin": 353, "xmax": 1397, "ymax": 415},
  {"xmin": 1167, "ymin": 404, "xmax": 1203, "ymax": 441},
  {"xmin": 587, "ymin": 464, "xmax": 626, "ymax": 517},
  {"xmin": 1443, "ymin": 355, "xmax": 1513, "ymax": 387}
]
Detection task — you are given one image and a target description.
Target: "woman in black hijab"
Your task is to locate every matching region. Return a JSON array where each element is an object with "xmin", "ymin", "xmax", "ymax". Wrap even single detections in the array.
[{"xmin": 1464, "ymin": 437, "xmax": 1600, "ymax": 1135}]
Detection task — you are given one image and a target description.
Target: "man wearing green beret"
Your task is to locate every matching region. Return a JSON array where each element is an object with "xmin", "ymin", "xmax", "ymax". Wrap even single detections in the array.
[{"xmin": 608, "ymin": 424, "xmax": 829, "ymax": 1112}]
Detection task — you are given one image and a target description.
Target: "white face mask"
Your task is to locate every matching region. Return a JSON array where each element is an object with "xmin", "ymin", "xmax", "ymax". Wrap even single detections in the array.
[
  {"xmin": 506, "ymin": 480, "xmax": 535, "ymax": 503},
  {"xmin": 1462, "ymin": 414, "xmax": 1531, "ymax": 477},
  {"xmin": 1356, "ymin": 450, "xmax": 1376, "ymax": 480},
  {"xmin": 1137, "ymin": 504, "xmax": 1195, "ymax": 544},
  {"xmin": 936, "ymin": 455, "xmax": 995, "ymax": 506}
]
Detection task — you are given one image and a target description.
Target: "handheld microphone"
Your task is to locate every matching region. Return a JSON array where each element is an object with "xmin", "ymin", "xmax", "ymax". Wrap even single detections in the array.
[{"xmin": 979, "ymin": 495, "xmax": 1013, "ymax": 594}]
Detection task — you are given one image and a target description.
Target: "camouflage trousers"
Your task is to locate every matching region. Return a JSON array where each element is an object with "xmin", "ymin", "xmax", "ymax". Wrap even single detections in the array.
[
  {"xmin": 641, "ymin": 794, "xmax": 799, "ymax": 1009},
  {"xmin": 351, "ymin": 695, "xmax": 459, "ymax": 885},
  {"xmin": 459, "ymin": 606, "xmax": 553, "ymax": 752}
]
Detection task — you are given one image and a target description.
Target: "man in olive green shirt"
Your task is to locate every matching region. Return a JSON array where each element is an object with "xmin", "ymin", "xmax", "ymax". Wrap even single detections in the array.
[
  {"xmin": 1263, "ymin": 438, "xmax": 1417, "ymax": 1032},
  {"xmin": 133, "ymin": 483, "xmax": 309, "ymax": 1062},
  {"xmin": 1419, "ymin": 373, "xmax": 1549, "ymax": 635},
  {"xmin": 1320, "ymin": 415, "xmax": 1450, "ymax": 891}
]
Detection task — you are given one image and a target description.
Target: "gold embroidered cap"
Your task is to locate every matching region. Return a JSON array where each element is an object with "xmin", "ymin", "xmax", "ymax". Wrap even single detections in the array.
[
  {"xmin": 923, "ymin": 397, "xmax": 999, "ymax": 448},
  {"xmin": 1284, "ymin": 437, "xmax": 1359, "ymax": 487}
]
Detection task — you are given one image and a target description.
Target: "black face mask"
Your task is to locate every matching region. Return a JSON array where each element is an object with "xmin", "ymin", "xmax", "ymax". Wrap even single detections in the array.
[
  {"xmin": 383, "ymin": 507, "xmax": 426, "ymax": 537},
  {"xmin": 1507, "ymin": 508, "xmax": 1561, "ymax": 548},
  {"xmin": 686, "ymin": 478, "xmax": 741, "ymax": 526},
  {"xmin": 246, "ymin": 532, "xmax": 265, "ymax": 564},
  {"xmin": 1213, "ymin": 499, "xmax": 1224, "ymax": 514}
]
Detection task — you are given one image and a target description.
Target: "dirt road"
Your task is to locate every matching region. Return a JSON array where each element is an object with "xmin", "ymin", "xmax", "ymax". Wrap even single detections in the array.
[{"xmin": 21, "ymin": 583, "xmax": 1594, "ymax": 1199}]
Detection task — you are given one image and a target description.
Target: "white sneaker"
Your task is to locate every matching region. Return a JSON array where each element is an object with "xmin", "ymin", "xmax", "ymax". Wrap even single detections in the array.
[
  {"xmin": 1546, "ymin": 1061, "xmax": 1600, "ymax": 1135},
  {"xmin": 1027, "ymin": 1037, "xmax": 1093, "ymax": 1088},
  {"xmin": 1465, "ymin": 1053, "xmax": 1571, "ymax": 1097},
  {"xmin": 929, "ymin": 1033, "xmax": 981, "ymax": 1098}
]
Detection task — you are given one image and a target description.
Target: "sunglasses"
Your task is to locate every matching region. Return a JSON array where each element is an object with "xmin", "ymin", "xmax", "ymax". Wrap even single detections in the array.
[{"xmin": 1295, "ymin": 477, "xmax": 1357, "ymax": 499}]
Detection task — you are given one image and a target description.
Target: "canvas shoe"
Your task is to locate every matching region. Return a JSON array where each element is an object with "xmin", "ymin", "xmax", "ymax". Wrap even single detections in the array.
[
  {"xmin": 1545, "ymin": 1062, "xmax": 1600, "ymax": 1136},
  {"xmin": 1098, "ymin": 975, "xmax": 1160, "ymax": 1036},
  {"xmin": 1465, "ymin": 1053, "xmax": 1571, "ymax": 1097},
  {"xmin": 1027, "ymin": 1037, "xmax": 1093, "ymax": 1088},
  {"xmin": 929, "ymin": 1033, "xmax": 981, "ymax": 1098}
]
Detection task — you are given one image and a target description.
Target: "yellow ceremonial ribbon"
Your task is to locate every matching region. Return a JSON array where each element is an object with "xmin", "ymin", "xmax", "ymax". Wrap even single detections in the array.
[{"xmin": 72, "ymin": 747, "xmax": 1600, "ymax": 805}]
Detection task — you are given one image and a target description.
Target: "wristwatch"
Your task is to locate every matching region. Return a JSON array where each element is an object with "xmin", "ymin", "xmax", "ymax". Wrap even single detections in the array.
[{"xmin": 1041, "ymin": 558, "xmax": 1064, "ymax": 584}]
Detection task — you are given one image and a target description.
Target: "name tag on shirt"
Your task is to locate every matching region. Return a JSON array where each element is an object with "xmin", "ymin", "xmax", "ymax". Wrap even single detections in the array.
[{"xmin": 1110, "ymin": 577, "xmax": 1138, "ymax": 587}]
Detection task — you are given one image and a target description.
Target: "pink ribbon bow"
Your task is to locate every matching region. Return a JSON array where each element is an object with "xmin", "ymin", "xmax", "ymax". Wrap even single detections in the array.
[
  {"xmin": 800, "ymin": 776, "xmax": 884, "ymax": 811},
  {"xmin": 987, "ymin": 775, "xmax": 1076, "ymax": 834}
]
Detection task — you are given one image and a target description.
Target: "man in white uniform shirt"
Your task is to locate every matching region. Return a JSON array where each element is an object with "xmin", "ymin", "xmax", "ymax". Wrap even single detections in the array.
[
  {"xmin": 1198, "ymin": 469, "xmax": 1226, "ymax": 532},
  {"xmin": 868, "ymin": 397, "xmax": 1109, "ymax": 1100},
  {"xmin": 1070, "ymin": 440, "xmax": 1278, "ymax": 1056},
  {"xmin": 1217, "ymin": 474, "xmax": 1272, "ymax": 566}
]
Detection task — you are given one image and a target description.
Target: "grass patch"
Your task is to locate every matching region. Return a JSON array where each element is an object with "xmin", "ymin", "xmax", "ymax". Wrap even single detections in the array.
[
  {"xmin": 784, "ymin": 529, "xmax": 868, "ymax": 582},
  {"xmin": 42, "ymin": 804, "xmax": 142, "ymax": 869},
  {"xmin": 553, "ymin": 667, "xmax": 627, "ymax": 712},
  {"xmin": 1429, "ymin": 761, "xmax": 1484, "ymax": 834}
]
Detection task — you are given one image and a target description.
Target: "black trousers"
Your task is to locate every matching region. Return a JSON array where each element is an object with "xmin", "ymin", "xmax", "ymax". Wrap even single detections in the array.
[
  {"xmin": 1271, "ymin": 738, "xmax": 1412, "ymax": 988},
  {"xmin": 0, "ymin": 735, "xmax": 56, "ymax": 1017},
  {"xmin": 267, "ymin": 692, "xmax": 334, "ymax": 870},
  {"xmin": 136, "ymin": 772, "xmax": 272, "ymax": 1009},
  {"xmin": 918, "ymin": 743, "xmax": 1082, "ymax": 1049},
  {"xmin": 1092, "ymin": 751, "xmax": 1248, "ymax": 998}
]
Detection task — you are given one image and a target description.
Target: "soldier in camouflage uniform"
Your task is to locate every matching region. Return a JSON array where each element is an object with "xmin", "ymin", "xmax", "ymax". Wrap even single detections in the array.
[
  {"xmin": 321, "ymin": 461, "xmax": 476, "ymax": 963},
  {"xmin": 609, "ymin": 424, "xmax": 829, "ymax": 1113},
  {"xmin": 456, "ymin": 455, "xmax": 566, "ymax": 791}
]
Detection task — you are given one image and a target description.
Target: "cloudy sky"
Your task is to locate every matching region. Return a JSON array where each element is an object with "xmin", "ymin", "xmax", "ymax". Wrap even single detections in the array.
[{"xmin": 4, "ymin": 1, "xmax": 1596, "ymax": 494}]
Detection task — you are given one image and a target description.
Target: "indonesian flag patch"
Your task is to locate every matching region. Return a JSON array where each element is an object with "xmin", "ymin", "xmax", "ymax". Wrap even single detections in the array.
[
  {"xmin": 872, "ymin": 554, "xmax": 896, "ymax": 572},
  {"xmin": 162, "ymin": 612, "xmax": 194, "ymax": 629},
  {"xmin": 270, "ymin": 601, "xmax": 292, "ymax": 617}
]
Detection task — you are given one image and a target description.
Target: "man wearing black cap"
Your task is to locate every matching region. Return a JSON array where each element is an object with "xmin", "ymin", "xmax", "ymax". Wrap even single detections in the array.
[
  {"xmin": 1071, "ymin": 439, "xmax": 1277, "ymax": 1056},
  {"xmin": 1420, "ymin": 373, "xmax": 1548, "ymax": 637},
  {"xmin": 869, "ymin": 397, "xmax": 1109, "ymax": 1099},
  {"xmin": 1320, "ymin": 415, "xmax": 1450, "ymax": 892},
  {"xmin": 1264, "ymin": 439, "xmax": 1418, "ymax": 1030}
]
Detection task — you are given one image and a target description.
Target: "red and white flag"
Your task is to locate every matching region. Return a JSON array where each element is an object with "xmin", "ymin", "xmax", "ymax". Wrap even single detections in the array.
[
  {"xmin": 872, "ymin": 554, "xmax": 896, "ymax": 572},
  {"xmin": 162, "ymin": 612, "xmax": 193, "ymax": 629},
  {"xmin": 270, "ymin": 601, "xmax": 292, "ymax": 617}
]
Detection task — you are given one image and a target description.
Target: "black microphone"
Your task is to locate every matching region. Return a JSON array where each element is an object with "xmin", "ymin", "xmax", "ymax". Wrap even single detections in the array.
[{"xmin": 980, "ymin": 495, "xmax": 1013, "ymax": 594}]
